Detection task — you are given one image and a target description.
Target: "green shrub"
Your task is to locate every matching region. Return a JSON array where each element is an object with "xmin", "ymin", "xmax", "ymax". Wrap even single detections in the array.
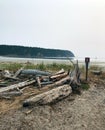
[
  {"xmin": 81, "ymin": 83, "xmax": 90, "ymax": 90},
  {"xmin": 36, "ymin": 62, "xmax": 46, "ymax": 71}
]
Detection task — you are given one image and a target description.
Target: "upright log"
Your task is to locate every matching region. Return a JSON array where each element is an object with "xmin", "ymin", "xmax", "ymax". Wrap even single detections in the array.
[{"xmin": 23, "ymin": 84, "xmax": 72, "ymax": 107}]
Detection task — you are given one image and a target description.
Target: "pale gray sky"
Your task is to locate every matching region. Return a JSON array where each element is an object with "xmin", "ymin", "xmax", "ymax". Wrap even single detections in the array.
[{"xmin": 0, "ymin": 0, "xmax": 105, "ymax": 58}]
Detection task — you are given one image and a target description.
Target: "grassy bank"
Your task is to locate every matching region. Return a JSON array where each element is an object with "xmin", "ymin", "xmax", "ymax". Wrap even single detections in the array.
[{"xmin": 0, "ymin": 62, "xmax": 73, "ymax": 72}]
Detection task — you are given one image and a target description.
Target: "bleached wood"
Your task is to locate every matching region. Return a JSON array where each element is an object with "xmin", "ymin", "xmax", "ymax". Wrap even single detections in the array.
[
  {"xmin": 0, "ymin": 80, "xmax": 36, "ymax": 93},
  {"xmin": 23, "ymin": 84, "xmax": 72, "ymax": 107}
]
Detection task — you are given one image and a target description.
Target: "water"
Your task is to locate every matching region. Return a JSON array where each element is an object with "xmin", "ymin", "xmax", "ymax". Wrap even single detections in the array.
[
  {"xmin": 0, "ymin": 56, "xmax": 71, "ymax": 65},
  {"xmin": 0, "ymin": 56, "xmax": 105, "ymax": 67}
]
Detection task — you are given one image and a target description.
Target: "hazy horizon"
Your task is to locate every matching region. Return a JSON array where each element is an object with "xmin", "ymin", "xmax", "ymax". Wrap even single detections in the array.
[{"xmin": 0, "ymin": 0, "xmax": 105, "ymax": 58}]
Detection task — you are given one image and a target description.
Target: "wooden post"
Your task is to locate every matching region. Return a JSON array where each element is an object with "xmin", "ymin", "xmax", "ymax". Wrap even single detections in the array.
[{"xmin": 85, "ymin": 57, "xmax": 90, "ymax": 81}]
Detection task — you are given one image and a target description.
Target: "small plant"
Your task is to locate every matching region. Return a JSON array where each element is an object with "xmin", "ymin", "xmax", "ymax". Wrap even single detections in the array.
[
  {"xmin": 0, "ymin": 62, "xmax": 74, "ymax": 72},
  {"xmin": 81, "ymin": 83, "xmax": 90, "ymax": 90},
  {"xmin": 0, "ymin": 63, "xmax": 23, "ymax": 71},
  {"xmin": 24, "ymin": 63, "xmax": 36, "ymax": 69},
  {"xmin": 36, "ymin": 62, "xmax": 46, "ymax": 71}
]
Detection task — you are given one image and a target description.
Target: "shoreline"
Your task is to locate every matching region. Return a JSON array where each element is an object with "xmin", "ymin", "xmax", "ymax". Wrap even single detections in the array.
[{"xmin": 0, "ymin": 56, "xmax": 105, "ymax": 67}]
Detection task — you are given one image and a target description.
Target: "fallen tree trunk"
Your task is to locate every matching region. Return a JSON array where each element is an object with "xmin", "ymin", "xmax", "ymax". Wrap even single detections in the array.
[
  {"xmin": 50, "ymin": 72, "xmax": 68, "ymax": 81},
  {"xmin": 54, "ymin": 68, "xmax": 65, "ymax": 75},
  {"xmin": 91, "ymin": 70, "xmax": 102, "ymax": 75},
  {"xmin": 0, "ymin": 80, "xmax": 36, "ymax": 93},
  {"xmin": 13, "ymin": 68, "xmax": 23, "ymax": 78},
  {"xmin": 20, "ymin": 69, "xmax": 51, "ymax": 76},
  {"xmin": 0, "ymin": 91, "xmax": 23, "ymax": 97},
  {"xmin": 41, "ymin": 81, "xmax": 53, "ymax": 86},
  {"xmin": 23, "ymin": 84, "xmax": 72, "ymax": 107},
  {"xmin": 4, "ymin": 75, "xmax": 19, "ymax": 80},
  {"xmin": 45, "ymin": 75, "xmax": 70, "ymax": 88}
]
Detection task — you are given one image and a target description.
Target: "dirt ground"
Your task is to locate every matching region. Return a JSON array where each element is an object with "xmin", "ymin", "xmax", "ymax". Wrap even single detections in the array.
[{"xmin": 0, "ymin": 75, "xmax": 105, "ymax": 130}]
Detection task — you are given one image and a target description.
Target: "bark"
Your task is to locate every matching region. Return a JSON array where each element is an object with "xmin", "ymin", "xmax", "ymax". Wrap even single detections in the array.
[{"xmin": 23, "ymin": 84, "xmax": 72, "ymax": 107}]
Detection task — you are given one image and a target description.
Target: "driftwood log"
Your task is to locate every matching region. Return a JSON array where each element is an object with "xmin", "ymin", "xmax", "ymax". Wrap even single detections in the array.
[
  {"xmin": 23, "ymin": 84, "xmax": 72, "ymax": 107},
  {"xmin": 69, "ymin": 61, "xmax": 81, "ymax": 92},
  {"xmin": 45, "ymin": 75, "xmax": 70, "ymax": 88},
  {"xmin": 91, "ymin": 70, "xmax": 102, "ymax": 75},
  {"xmin": 50, "ymin": 72, "xmax": 68, "ymax": 81},
  {"xmin": 54, "ymin": 68, "xmax": 65, "ymax": 75},
  {"xmin": 13, "ymin": 68, "xmax": 23, "ymax": 78},
  {"xmin": 0, "ymin": 91, "xmax": 22, "ymax": 97},
  {"xmin": 20, "ymin": 69, "xmax": 51, "ymax": 76},
  {"xmin": 0, "ymin": 80, "xmax": 36, "ymax": 93}
]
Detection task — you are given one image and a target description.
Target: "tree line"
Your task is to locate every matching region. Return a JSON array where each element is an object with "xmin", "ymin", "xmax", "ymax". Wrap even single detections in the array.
[{"xmin": 0, "ymin": 45, "xmax": 74, "ymax": 58}]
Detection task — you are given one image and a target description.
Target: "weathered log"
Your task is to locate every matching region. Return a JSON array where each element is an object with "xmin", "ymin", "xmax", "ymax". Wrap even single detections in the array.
[
  {"xmin": 0, "ymin": 83, "xmax": 7, "ymax": 87},
  {"xmin": 54, "ymin": 68, "xmax": 65, "ymax": 75},
  {"xmin": 23, "ymin": 84, "xmax": 72, "ymax": 107},
  {"xmin": 41, "ymin": 81, "xmax": 53, "ymax": 86},
  {"xmin": 13, "ymin": 68, "xmax": 23, "ymax": 78},
  {"xmin": 45, "ymin": 75, "xmax": 70, "ymax": 88},
  {"xmin": 0, "ymin": 96, "xmax": 11, "ymax": 100},
  {"xmin": 69, "ymin": 60, "xmax": 81, "ymax": 92},
  {"xmin": 0, "ymin": 91, "xmax": 22, "ymax": 97},
  {"xmin": 50, "ymin": 72, "xmax": 68, "ymax": 81},
  {"xmin": 0, "ymin": 80, "xmax": 36, "ymax": 93},
  {"xmin": 20, "ymin": 69, "xmax": 51, "ymax": 76},
  {"xmin": 4, "ymin": 75, "xmax": 19, "ymax": 80},
  {"xmin": 91, "ymin": 70, "xmax": 102, "ymax": 75},
  {"xmin": 3, "ymin": 70, "xmax": 11, "ymax": 77},
  {"xmin": 70, "ymin": 61, "xmax": 81, "ymax": 84},
  {"xmin": 36, "ymin": 77, "xmax": 41, "ymax": 88}
]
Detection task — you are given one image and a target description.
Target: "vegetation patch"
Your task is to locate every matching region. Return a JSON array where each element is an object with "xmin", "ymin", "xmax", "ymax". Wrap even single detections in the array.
[
  {"xmin": 81, "ymin": 83, "xmax": 90, "ymax": 90},
  {"xmin": 0, "ymin": 62, "xmax": 73, "ymax": 72}
]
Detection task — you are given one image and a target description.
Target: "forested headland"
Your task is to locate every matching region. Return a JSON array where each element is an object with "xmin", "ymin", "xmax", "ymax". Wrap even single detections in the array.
[{"xmin": 0, "ymin": 45, "xmax": 74, "ymax": 58}]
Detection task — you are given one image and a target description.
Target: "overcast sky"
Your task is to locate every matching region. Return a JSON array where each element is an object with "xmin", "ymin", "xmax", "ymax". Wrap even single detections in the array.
[{"xmin": 0, "ymin": 0, "xmax": 105, "ymax": 58}]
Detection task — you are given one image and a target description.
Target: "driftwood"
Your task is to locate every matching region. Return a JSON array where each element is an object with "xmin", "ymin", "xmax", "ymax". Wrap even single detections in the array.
[
  {"xmin": 13, "ymin": 68, "xmax": 23, "ymax": 78},
  {"xmin": 0, "ymin": 80, "xmax": 36, "ymax": 93},
  {"xmin": 36, "ymin": 77, "xmax": 41, "ymax": 88},
  {"xmin": 41, "ymin": 81, "xmax": 53, "ymax": 86},
  {"xmin": 50, "ymin": 72, "xmax": 68, "ymax": 81},
  {"xmin": 54, "ymin": 68, "xmax": 65, "ymax": 75},
  {"xmin": 20, "ymin": 69, "xmax": 51, "ymax": 76},
  {"xmin": 3, "ymin": 70, "xmax": 11, "ymax": 77},
  {"xmin": 69, "ymin": 61, "xmax": 81, "ymax": 92},
  {"xmin": 23, "ymin": 84, "xmax": 72, "ymax": 107},
  {"xmin": 70, "ymin": 62, "xmax": 80, "ymax": 84},
  {"xmin": 0, "ymin": 91, "xmax": 23, "ymax": 97},
  {"xmin": 4, "ymin": 75, "xmax": 19, "ymax": 80},
  {"xmin": 3, "ymin": 69, "xmax": 19, "ymax": 80},
  {"xmin": 45, "ymin": 75, "xmax": 70, "ymax": 88},
  {"xmin": 91, "ymin": 70, "xmax": 102, "ymax": 75}
]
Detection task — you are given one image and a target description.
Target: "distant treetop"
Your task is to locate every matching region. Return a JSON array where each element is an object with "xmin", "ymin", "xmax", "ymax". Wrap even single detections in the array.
[{"xmin": 0, "ymin": 45, "xmax": 75, "ymax": 58}]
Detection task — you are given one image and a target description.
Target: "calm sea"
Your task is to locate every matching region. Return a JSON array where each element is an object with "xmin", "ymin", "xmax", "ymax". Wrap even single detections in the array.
[{"xmin": 0, "ymin": 56, "xmax": 105, "ymax": 67}]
